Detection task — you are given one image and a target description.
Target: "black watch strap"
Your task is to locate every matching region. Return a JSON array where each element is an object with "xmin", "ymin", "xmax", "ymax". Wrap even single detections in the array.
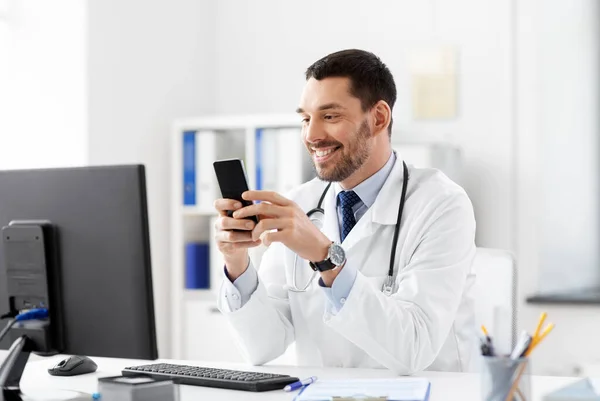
[{"xmin": 309, "ymin": 258, "xmax": 336, "ymax": 272}]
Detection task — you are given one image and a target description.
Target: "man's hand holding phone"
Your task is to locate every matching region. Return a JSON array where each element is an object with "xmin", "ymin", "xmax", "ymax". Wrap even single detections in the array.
[
  {"xmin": 213, "ymin": 158, "xmax": 261, "ymax": 280},
  {"xmin": 213, "ymin": 198, "xmax": 261, "ymax": 281}
]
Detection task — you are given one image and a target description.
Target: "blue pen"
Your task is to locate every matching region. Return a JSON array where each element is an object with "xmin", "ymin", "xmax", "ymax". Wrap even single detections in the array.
[{"xmin": 284, "ymin": 376, "xmax": 318, "ymax": 392}]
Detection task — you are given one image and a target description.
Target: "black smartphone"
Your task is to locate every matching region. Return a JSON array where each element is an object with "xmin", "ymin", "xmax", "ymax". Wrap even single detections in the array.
[{"xmin": 213, "ymin": 158, "xmax": 259, "ymax": 224}]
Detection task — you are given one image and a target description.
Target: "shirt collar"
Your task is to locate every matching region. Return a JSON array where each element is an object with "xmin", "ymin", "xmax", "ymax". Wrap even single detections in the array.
[{"xmin": 334, "ymin": 151, "xmax": 397, "ymax": 207}]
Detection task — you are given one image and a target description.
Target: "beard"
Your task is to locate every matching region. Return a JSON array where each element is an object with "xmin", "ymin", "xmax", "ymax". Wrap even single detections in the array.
[{"xmin": 308, "ymin": 119, "xmax": 372, "ymax": 183}]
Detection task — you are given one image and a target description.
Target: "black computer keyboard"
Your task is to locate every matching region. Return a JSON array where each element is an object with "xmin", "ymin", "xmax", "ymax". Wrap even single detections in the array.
[{"xmin": 122, "ymin": 363, "xmax": 299, "ymax": 392}]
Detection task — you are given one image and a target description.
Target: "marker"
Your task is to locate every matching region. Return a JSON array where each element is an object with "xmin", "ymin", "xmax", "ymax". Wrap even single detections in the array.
[
  {"xmin": 481, "ymin": 325, "xmax": 490, "ymax": 338},
  {"xmin": 479, "ymin": 324, "xmax": 495, "ymax": 356},
  {"xmin": 284, "ymin": 376, "xmax": 318, "ymax": 392},
  {"xmin": 510, "ymin": 331, "xmax": 532, "ymax": 360}
]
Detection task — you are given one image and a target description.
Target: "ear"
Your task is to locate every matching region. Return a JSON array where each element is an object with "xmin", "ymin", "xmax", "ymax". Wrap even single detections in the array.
[{"xmin": 371, "ymin": 100, "xmax": 392, "ymax": 137}]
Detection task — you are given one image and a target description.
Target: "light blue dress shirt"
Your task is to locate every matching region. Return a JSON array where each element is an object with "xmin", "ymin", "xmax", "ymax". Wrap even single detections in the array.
[{"xmin": 222, "ymin": 152, "xmax": 396, "ymax": 313}]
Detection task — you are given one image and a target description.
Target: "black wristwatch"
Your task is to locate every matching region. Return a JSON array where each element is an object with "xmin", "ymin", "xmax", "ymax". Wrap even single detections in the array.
[{"xmin": 309, "ymin": 242, "xmax": 346, "ymax": 272}]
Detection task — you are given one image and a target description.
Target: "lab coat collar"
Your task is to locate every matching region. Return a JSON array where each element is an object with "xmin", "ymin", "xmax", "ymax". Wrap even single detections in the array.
[
  {"xmin": 321, "ymin": 183, "xmax": 341, "ymax": 245},
  {"xmin": 371, "ymin": 152, "xmax": 407, "ymax": 226}
]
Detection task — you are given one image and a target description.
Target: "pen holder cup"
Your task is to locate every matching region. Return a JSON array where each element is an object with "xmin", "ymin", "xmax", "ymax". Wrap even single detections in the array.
[{"xmin": 481, "ymin": 356, "xmax": 531, "ymax": 401}]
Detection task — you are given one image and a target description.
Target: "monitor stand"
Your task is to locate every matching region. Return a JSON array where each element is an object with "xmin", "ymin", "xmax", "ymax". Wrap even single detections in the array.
[
  {"xmin": 0, "ymin": 336, "xmax": 89, "ymax": 401},
  {"xmin": 0, "ymin": 335, "xmax": 32, "ymax": 401}
]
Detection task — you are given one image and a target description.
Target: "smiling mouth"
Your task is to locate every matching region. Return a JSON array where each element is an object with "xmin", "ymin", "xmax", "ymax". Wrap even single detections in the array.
[
  {"xmin": 313, "ymin": 146, "xmax": 341, "ymax": 162},
  {"xmin": 314, "ymin": 148, "xmax": 337, "ymax": 157}
]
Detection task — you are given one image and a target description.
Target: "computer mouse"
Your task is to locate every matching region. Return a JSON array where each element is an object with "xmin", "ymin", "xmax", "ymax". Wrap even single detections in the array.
[{"xmin": 48, "ymin": 355, "xmax": 98, "ymax": 376}]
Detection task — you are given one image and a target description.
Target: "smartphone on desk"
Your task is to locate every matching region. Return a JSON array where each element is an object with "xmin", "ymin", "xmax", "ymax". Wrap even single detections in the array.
[{"xmin": 213, "ymin": 158, "xmax": 259, "ymax": 225}]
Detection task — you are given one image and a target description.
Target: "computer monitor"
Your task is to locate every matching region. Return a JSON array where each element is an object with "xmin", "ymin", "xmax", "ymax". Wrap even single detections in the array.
[{"xmin": 0, "ymin": 165, "xmax": 158, "ymax": 361}]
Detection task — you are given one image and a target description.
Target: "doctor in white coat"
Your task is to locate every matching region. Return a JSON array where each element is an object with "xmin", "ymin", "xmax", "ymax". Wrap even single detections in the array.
[{"xmin": 214, "ymin": 49, "xmax": 477, "ymax": 375}]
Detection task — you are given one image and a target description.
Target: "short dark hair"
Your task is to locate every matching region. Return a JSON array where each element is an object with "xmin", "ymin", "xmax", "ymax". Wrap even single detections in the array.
[{"xmin": 305, "ymin": 49, "xmax": 397, "ymax": 137}]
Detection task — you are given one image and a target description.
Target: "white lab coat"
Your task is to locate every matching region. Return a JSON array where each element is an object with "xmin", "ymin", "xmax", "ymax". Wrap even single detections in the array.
[{"xmin": 217, "ymin": 157, "xmax": 478, "ymax": 375}]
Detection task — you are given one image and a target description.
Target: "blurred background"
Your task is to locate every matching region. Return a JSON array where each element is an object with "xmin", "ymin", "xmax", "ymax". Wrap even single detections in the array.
[{"xmin": 0, "ymin": 0, "xmax": 599, "ymax": 377}]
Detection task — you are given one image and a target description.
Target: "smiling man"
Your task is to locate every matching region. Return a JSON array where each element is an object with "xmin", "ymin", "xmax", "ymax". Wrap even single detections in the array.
[{"xmin": 214, "ymin": 49, "xmax": 478, "ymax": 374}]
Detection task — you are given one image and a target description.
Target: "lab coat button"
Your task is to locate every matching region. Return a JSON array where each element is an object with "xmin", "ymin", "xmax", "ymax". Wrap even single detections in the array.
[
  {"xmin": 232, "ymin": 293, "xmax": 239, "ymax": 301},
  {"xmin": 340, "ymin": 298, "xmax": 346, "ymax": 304}
]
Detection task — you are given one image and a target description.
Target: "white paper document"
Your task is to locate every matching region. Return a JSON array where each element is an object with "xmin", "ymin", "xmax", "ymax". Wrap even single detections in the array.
[
  {"xmin": 589, "ymin": 378, "xmax": 600, "ymax": 395},
  {"xmin": 294, "ymin": 378, "xmax": 431, "ymax": 401}
]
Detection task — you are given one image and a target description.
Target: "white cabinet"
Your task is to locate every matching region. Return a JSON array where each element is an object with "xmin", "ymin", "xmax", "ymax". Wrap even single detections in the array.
[
  {"xmin": 170, "ymin": 114, "xmax": 306, "ymax": 360},
  {"xmin": 183, "ymin": 299, "xmax": 244, "ymax": 363}
]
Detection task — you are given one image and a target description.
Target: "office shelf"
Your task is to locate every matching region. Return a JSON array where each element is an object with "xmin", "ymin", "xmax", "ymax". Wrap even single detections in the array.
[
  {"xmin": 526, "ymin": 287, "xmax": 600, "ymax": 305},
  {"xmin": 170, "ymin": 113, "xmax": 303, "ymax": 362}
]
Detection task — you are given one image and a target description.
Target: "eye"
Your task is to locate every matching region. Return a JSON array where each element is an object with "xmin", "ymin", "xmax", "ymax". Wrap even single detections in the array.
[
  {"xmin": 300, "ymin": 117, "xmax": 310, "ymax": 123},
  {"xmin": 324, "ymin": 114, "xmax": 338, "ymax": 121}
]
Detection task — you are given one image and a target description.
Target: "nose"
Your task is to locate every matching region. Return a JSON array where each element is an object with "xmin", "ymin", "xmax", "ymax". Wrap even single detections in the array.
[{"xmin": 303, "ymin": 119, "xmax": 325, "ymax": 145}]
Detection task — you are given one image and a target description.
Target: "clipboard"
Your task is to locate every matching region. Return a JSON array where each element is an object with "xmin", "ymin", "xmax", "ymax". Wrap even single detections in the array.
[{"xmin": 293, "ymin": 378, "xmax": 431, "ymax": 401}]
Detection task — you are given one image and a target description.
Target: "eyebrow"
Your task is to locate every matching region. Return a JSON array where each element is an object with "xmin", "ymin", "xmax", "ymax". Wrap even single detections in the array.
[{"xmin": 295, "ymin": 103, "xmax": 346, "ymax": 114}]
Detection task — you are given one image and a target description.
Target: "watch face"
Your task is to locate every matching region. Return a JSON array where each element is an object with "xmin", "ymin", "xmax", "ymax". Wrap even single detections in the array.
[{"xmin": 329, "ymin": 243, "xmax": 346, "ymax": 266}]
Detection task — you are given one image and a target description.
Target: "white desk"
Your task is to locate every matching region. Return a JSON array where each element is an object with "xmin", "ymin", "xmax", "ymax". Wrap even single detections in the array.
[{"xmin": 1, "ymin": 351, "xmax": 580, "ymax": 401}]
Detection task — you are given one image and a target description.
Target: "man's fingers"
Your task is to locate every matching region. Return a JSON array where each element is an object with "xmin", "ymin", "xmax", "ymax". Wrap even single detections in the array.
[
  {"xmin": 242, "ymin": 190, "xmax": 291, "ymax": 206},
  {"xmin": 261, "ymin": 230, "xmax": 285, "ymax": 247},
  {"xmin": 233, "ymin": 202, "xmax": 286, "ymax": 219},
  {"xmin": 214, "ymin": 198, "xmax": 243, "ymax": 216},
  {"xmin": 219, "ymin": 240, "xmax": 262, "ymax": 252},
  {"xmin": 215, "ymin": 230, "xmax": 254, "ymax": 243},
  {"xmin": 252, "ymin": 218, "xmax": 290, "ymax": 241},
  {"xmin": 216, "ymin": 216, "xmax": 256, "ymax": 231}
]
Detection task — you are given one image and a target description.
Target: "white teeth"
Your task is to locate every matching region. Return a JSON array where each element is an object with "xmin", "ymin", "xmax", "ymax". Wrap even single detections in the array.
[{"xmin": 315, "ymin": 148, "xmax": 335, "ymax": 157}]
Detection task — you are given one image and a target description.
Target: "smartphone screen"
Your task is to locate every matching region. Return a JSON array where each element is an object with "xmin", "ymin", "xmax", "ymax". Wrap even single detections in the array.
[{"xmin": 213, "ymin": 159, "xmax": 258, "ymax": 224}]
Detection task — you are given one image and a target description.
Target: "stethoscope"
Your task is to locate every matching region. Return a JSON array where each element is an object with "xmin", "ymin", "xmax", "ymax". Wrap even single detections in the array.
[{"xmin": 290, "ymin": 161, "xmax": 409, "ymax": 296}]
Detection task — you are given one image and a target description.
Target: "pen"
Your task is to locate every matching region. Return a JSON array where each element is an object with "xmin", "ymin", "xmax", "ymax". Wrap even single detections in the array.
[{"xmin": 284, "ymin": 376, "xmax": 318, "ymax": 392}]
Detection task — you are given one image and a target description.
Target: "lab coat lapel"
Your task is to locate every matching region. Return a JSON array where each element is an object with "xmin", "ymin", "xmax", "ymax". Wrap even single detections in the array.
[
  {"xmin": 321, "ymin": 183, "xmax": 340, "ymax": 244},
  {"xmin": 339, "ymin": 204, "xmax": 374, "ymax": 251}
]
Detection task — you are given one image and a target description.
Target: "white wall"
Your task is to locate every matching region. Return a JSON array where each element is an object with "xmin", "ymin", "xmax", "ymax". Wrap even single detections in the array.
[
  {"xmin": 0, "ymin": 0, "xmax": 86, "ymax": 169},
  {"xmin": 86, "ymin": 0, "xmax": 215, "ymax": 358},
  {"xmin": 537, "ymin": 0, "xmax": 600, "ymax": 293},
  {"xmin": 516, "ymin": 0, "xmax": 600, "ymax": 376}
]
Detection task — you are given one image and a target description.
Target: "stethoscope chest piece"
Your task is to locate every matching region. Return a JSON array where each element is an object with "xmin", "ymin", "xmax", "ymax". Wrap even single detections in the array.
[{"xmin": 382, "ymin": 276, "xmax": 395, "ymax": 296}]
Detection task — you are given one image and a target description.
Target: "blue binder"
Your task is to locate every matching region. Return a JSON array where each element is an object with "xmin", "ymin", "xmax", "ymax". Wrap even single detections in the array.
[
  {"xmin": 183, "ymin": 131, "xmax": 196, "ymax": 205},
  {"xmin": 185, "ymin": 243, "xmax": 210, "ymax": 289},
  {"xmin": 255, "ymin": 128, "xmax": 263, "ymax": 190}
]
